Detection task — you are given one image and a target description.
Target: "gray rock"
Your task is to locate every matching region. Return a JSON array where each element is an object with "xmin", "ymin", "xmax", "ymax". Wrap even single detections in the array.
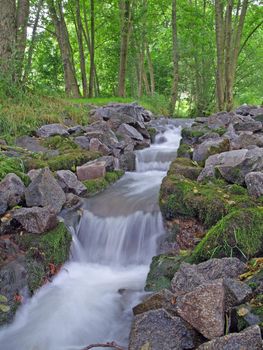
[
  {"xmin": 15, "ymin": 136, "xmax": 48, "ymax": 152},
  {"xmin": 231, "ymin": 133, "xmax": 263, "ymax": 150},
  {"xmin": 74, "ymin": 136, "xmax": 90, "ymax": 149},
  {"xmin": 89, "ymin": 138, "xmax": 111, "ymax": 155},
  {"xmin": 36, "ymin": 123, "xmax": 69, "ymax": 138},
  {"xmin": 224, "ymin": 278, "xmax": 252, "ymax": 306},
  {"xmin": 199, "ymin": 132, "xmax": 220, "ymax": 143},
  {"xmin": 27, "ymin": 169, "xmax": 42, "ymax": 181},
  {"xmin": 245, "ymin": 171, "xmax": 263, "ymax": 197},
  {"xmin": 25, "ymin": 168, "xmax": 66, "ymax": 214},
  {"xmin": 197, "ymin": 165, "xmax": 215, "ymax": 182},
  {"xmin": 193, "ymin": 138, "xmax": 230, "ymax": 163},
  {"xmin": 99, "ymin": 156, "xmax": 119, "ymax": 171},
  {"xmin": 197, "ymin": 325, "xmax": 263, "ymax": 350},
  {"xmin": 176, "ymin": 279, "xmax": 226, "ymax": 339},
  {"xmin": 13, "ymin": 206, "xmax": 58, "ymax": 234},
  {"xmin": 0, "ymin": 174, "xmax": 25, "ymax": 215},
  {"xmin": 233, "ymin": 116, "xmax": 262, "ymax": 133},
  {"xmin": 56, "ymin": 170, "xmax": 86, "ymax": 195},
  {"xmin": 85, "ymin": 121, "xmax": 119, "ymax": 147},
  {"xmin": 117, "ymin": 123, "xmax": 144, "ymax": 141},
  {"xmin": 133, "ymin": 289, "xmax": 177, "ymax": 316},
  {"xmin": 119, "ymin": 151, "xmax": 136, "ymax": 171},
  {"xmin": 129, "ymin": 309, "xmax": 199, "ymax": 350},
  {"xmin": 63, "ymin": 193, "xmax": 82, "ymax": 209},
  {"xmin": 171, "ymin": 258, "xmax": 246, "ymax": 296},
  {"xmin": 76, "ymin": 160, "xmax": 106, "ymax": 181},
  {"xmin": 203, "ymin": 148, "xmax": 263, "ymax": 184},
  {"xmin": 67, "ymin": 125, "xmax": 85, "ymax": 135}
]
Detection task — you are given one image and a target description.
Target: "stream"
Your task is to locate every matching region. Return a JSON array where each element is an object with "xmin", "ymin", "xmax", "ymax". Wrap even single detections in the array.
[{"xmin": 0, "ymin": 119, "xmax": 189, "ymax": 350}]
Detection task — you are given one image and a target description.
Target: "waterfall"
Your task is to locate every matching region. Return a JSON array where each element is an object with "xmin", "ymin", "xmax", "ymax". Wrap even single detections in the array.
[{"xmin": 0, "ymin": 121, "xmax": 182, "ymax": 350}]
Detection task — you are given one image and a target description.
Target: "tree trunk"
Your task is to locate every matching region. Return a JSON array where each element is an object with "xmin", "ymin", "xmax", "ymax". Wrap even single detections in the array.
[
  {"xmin": 22, "ymin": 0, "xmax": 43, "ymax": 84},
  {"xmin": 146, "ymin": 43, "xmax": 155, "ymax": 96},
  {"xmin": 118, "ymin": 0, "xmax": 132, "ymax": 97},
  {"xmin": 88, "ymin": 0, "xmax": 95, "ymax": 98},
  {"xmin": 0, "ymin": 0, "xmax": 16, "ymax": 73},
  {"xmin": 76, "ymin": 0, "xmax": 88, "ymax": 97},
  {"xmin": 169, "ymin": 0, "xmax": 179, "ymax": 115},
  {"xmin": 15, "ymin": 0, "xmax": 29, "ymax": 81},
  {"xmin": 47, "ymin": 0, "xmax": 80, "ymax": 98},
  {"xmin": 215, "ymin": 0, "xmax": 225, "ymax": 111}
]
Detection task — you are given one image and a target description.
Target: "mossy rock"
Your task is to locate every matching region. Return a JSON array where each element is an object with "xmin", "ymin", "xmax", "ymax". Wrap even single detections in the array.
[
  {"xmin": 177, "ymin": 143, "xmax": 193, "ymax": 159},
  {"xmin": 160, "ymin": 174, "xmax": 258, "ymax": 228},
  {"xmin": 0, "ymin": 154, "xmax": 29, "ymax": 184},
  {"xmin": 145, "ymin": 254, "xmax": 183, "ymax": 292},
  {"xmin": 16, "ymin": 222, "xmax": 72, "ymax": 293},
  {"xmin": 191, "ymin": 208, "xmax": 263, "ymax": 263},
  {"xmin": 181, "ymin": 127, "xmax": 208, "ymax": 140},
  {"xmin": 83, "ymin": 170, "xmax": 124, "ymax": 196},
  {"xmin": 23, "ymin": 150, "xmax": 100, "ymax": 172},
  {"xmin": 41, "ymin": 135, "xmax": 78, "ymax": 153},
  {"xmin": 168, "ymin": 158, "xmax": 202, "ymax": 180},
  {"xmin": 147, "ymin": 127, "xmax": 157, "ymax": 142}
]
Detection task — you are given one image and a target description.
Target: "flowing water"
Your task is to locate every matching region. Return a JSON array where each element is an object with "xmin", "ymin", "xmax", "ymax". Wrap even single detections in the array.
[{"xmin": 0, "ymin": 119, "xmax": 188, "ymax": 350}]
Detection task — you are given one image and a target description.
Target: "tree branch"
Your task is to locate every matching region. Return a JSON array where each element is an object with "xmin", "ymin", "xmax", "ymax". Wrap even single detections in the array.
[
  {"xmin": 239, "ymin": 20, "xmax": 263, "ymax": 55},
  {"xmin": 82, "ymin": 342, "xmax": 125, "ymax": 350}
]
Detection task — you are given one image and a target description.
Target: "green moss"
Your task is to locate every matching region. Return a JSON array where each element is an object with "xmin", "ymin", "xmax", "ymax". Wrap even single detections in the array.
[
  {"xmin": 41, "ymin": 135, "xmax": 78, "ymax": 153},
  {"xmin": 16, "ymin": 223, "xmax": 72, "ymax": 293},
  {"xmin": 23, "ymin": 150, "xmax": 100, "ymax": 172},
  {"xmin": 84, "ymin": 170, "xmax": 124, "ymax": 196},
  {"xmin": 177, "ymin": 143, "xmax": 193, "ymax": 159},
  {"xmin": 168, "ymin": 158, "xmax": 202, "ymax": 180},
  {"xmin": 0, "ymin": 154, "xmax": 29, "ymax": 184},
  {"xmin": 191, "ymin": 208, "xmax": 263, "ymax": 263},
  {"xmin": 213, "ymin": 127, "xmax": 227, "ymax": 136},
  {"xmin": 147, "ymin": 127, "xmax": 157, "ymax": 142},
  {"xmin": 181, "ymin": 128, "xmax": 207, "ymax": 139},
  {"xmin": 145, "ymin": 254, "xmax": 183, "ymax": 292},
  {"xmin": 160, "ymin": 174, "xmax": 257, "ymax": 228}
]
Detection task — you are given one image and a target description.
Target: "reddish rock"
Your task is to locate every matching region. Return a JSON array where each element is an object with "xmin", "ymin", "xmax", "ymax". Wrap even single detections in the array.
[{"xmin": 76, "ymin": 160, "xmax": 106, "ymax": 181}]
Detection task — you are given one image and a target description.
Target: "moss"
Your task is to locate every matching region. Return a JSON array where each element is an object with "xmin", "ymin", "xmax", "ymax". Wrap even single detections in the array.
[
  {"xmin": 213, "ymin": 127, "xmax": 227, "ymax": 136},
  {"xmin": 160, "ymin": 174, "xmax": 257, "ymax": 228},
  {"xmin": 168, "ymin": 158, "xmax": 202, "ymax": 180},
  {"xmin": 41, "ymin": 135, "xmax": 78, "ymax": 153},
  {"xmin": 147, "ymin": 127, "xmax": 157, "ymax": 142},
  {"xmin": 181, "ymin": 128, "xmax": 207, "ymax": 139},
  {"xmin": 16, "ymin": 222, "xmax": 71, "ymax": 293},
  {"xmin": 23, "ymin": 150, "xmax": 100, "ymax": 172},
  {"xmin": 191, "ymin": 208, "xmax": 263, "ymax": 263},
  {"xmin": 177, "ymin": 143, "xmax": 193, "ymax": 159},
  {"xmin": 0, "ymin": 154, "xmax": 29, "ymax": 184},
  {"xmin": 84, "ymin": 170, "xmax": 124, "ymax": 196},
  {"xmin": 145, "ymin": 254, "xmax": 183, "ymax": 292}
]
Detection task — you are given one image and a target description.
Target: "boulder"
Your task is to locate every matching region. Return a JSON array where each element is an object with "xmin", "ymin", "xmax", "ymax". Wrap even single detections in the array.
[
  {"xmin": 119, "ymin": 152, "xmax": 136, "ymax": 171},
  {"xmin": 89, "ymin": 138, "xmax": 110, "ymax": 155},
  {"xmin": 27, "ymin": 169, "xmax": 42, "ymax": 181},
  {"xmin": 176, "ymin": 279, "xmax": 226, "ymax": 339},
  {"xmin": 223, "ymin": 278, "xmax": 252, "ymax": 305},
  {"xmin": 233, "ymin": 116, "xmax": 262, "ymax": 133},
  {"xmin": 84, "ymin": 121, "xmax": 119, "ymax": 147},
  {"xmin": 197, "ymin": 165, "xmax": 215, "ymax": 182},
  {"xmin": 117, "ymin": 123, "xmax": 144, "ymax": 141},
  {"xmin": 99, "ymin": 156, "xmax": 119, "ymax": 171},
  {"xmin": 201, "ymin": 147, "xmax": 263, "ymax": 184},
  {"xmin": 0, "ymin": 174, "xmax": 25, "ymax": 215},
  {"xmin": 36, "ymin": 124, "xmax": 69, "ymax": 138},
  {"xmin": 171, "ymin": 258, "xmax": 246, "ymax": 296},
  {"xmin": 231, "ymin": 132, "xmax": 263, "ymax": 150},
  {"xmin": 67, "ymin": 125, "xmax": 85, "ymax": 135},
  {"xmin": 25, "ymin": 168, "xmax": 66, "ymax": 214},
  {"xmin": 13, "ymin": 207, "xmax": 58, "ymax": 234},
  {"xmin": 193, "ymin": 138, "xmax": 230, "ymax": 163},
  {"xmin": 73, "ymin": 136, "xmax": 90, "ymax": 150},
  {"xmin": 129, "ymin": 309, "xmax": 199, "ymax": 350},
  {"xmin": 56, "ymin": 170, "xmax": 87, "ymax": 195},
  {"xmin": 63, "ymin": 193, "xmax": 82, "ymax": 209},
  {"xmin": 133, "ymin": 289, "xmax": 177, "ymax": 316},
  {"xmin": 245, "ymin": 171, "xmax": 263, "ymax": 198},
  {"xmin": 15, "ymin": 136, "xmax": 48, "ymax": 152},
  {"xmin": 76, "ymin": 160, "xmax": 106, "ymax": 181},
  {"xmin": 197, "ymin": 325, "xmax": 262, "ymax": 350}
]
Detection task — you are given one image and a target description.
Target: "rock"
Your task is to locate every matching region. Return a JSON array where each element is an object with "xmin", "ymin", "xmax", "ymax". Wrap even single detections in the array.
[
  {"xmin": 13, "ymin": 207, "xmax": 58, "ymax": 234},
  {"xmin": 36, "ymin": 124, "xmax": 69, "ymax": 138},
  {"xmin": 168, "ymin": 158, "xmax": 202, "ymax": 180},
  {"xmin": 223, "ymin": 278, "xmax": 252, "ymax": 305},
  {"xmin": 0, "ymin": 174, "xmax": 25, "ymax": 215},
  {"xmin": 89, "ymin": 138, "xmax": 110, "ymax": 155},
  {"xmin": 197, "ymin": 325, "xmax": 262, "ymax": 350},
  {"xmin": 198, "ymin": 132, "xmax": 220, "ymax": 143},
  {"xmin": 193, "ymin": 138, "xmax": 230, "ymax": 163},
  {"xmin": 229, "ymin": 300, "xmax": 263, "ymax": 333},
  {"xmin": 233, "ymin": 116, "xmax": 262, "ymax": 133},
  {"xmin": 197, "ymin": 165, "xmax": 215, "ymax": 182},
  {"xmin": 99, "ymin": 156, "xmax": 119, "ymax": 171},
  {"xmin": 67, "ymin": 125, "xmax": 85, "ymax": 135},
  {"xmin": 117, "ymin": 123, "xmax": 144, "ymax": 141},
  {"xmin": 129, "ymin": 309, "xmax": 199, "ymax": 350},
  {"xmin": 245, "ymin": 171, "xmax": 263, "ymax": 198},
  {"xmin": 25, "ymin": 168, "xmax": 66, "ymax": 214},
  {"xmin": 76, "ymin": 160, "xmax": 106, "ymax": 180},
  {"xmin": 119, "ymin": 152, "xmax": 136, "ymax": 171},
  {"xmin": 176, "ymin": 279, "xmax": 226, "ymax": 339},
  {"xmin": 84, "ymin": 121, "xmax": 119, "ymax": 147},
  {"xmin": 133, "ymin": 289, "xmax": 177, "ymax": 316},
  {"xmin": 56, "ymin": 170, "xmax": 86, "ymax": 195},
  {"xmin": 0, "ymin": 257, "xmax": 28, "ymax": 325},
  {"xmin": 15, "ymin": 136, "xmax": 48, "ymax": 152},
  {"xmin": 231, "ymin": 133, "xmax": 263, "ymax": 150},
  {"xmin": 202, "ymin": 148, "xmax": 263, "ymax": 184},
  {"xmin": 63, "ymin": 193, "xmax": 82, "ymax": 209},
  {"xmin": 171, "ymin": 258, "xmax": 246, "ymax": 296},
  {"xmin": 27, "ymin": 169, "xmax": 42, "ymax": 181},
  {"xmin": 74, "ymin": 136, "xmax": 90, "ymax": 149}
]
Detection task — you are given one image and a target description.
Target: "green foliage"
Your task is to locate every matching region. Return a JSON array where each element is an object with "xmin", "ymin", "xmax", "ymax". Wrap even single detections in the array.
[
  {"xmin": 0, "ymin": 154, "xmax": 29, "ymax": 184},
  {"xmin": 191, "ymin": 208, "xmax": 263, "ymax": 262},
  {"xmin": 83, "ymin": 170, "xmax": 124, "ymax": 196}
]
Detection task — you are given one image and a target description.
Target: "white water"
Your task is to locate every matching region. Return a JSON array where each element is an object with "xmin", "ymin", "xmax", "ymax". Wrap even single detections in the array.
[{"xmin": 0, "ymin": 121, "xmax": 182, "ymax": 350}]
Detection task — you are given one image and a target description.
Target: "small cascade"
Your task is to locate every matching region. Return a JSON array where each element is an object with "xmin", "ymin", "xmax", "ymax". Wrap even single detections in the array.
[{"xmin": 0, "ymin": 120, "xmax": 182, "ymax": 350}]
